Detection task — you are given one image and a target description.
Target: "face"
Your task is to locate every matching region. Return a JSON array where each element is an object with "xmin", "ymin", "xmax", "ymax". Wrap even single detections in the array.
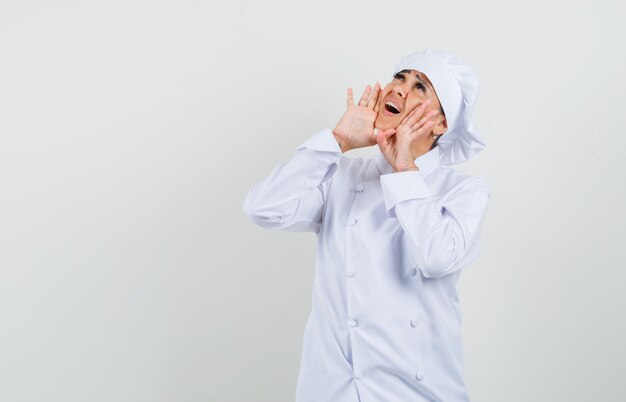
[{"xmin": 375, "ymin": 69, "xmax": 447, "ymax": 135}]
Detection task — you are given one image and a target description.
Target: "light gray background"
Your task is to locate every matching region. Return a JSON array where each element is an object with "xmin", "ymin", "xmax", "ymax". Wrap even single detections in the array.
[{"xmin": 1, "ymin": 1, "xmax": 624, "ymax": 401}]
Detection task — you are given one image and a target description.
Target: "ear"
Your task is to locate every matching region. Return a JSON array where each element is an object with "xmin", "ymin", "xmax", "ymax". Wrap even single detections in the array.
[{"xmin": 432, "ymin": 116, "xmax": 447, "ymax": 135}]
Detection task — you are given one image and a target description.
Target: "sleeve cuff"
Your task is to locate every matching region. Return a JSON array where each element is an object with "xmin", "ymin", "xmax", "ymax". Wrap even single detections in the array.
[
  {"xmin": 380, "ymin": 171, "xmax": 433, "ymax": 217},
  {"xmin": 295, "ymin": 129, "xmax": 342, "ymax": 154}
]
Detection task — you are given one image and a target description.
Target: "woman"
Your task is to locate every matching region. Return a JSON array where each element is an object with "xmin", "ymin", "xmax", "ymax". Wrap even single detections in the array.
[{"xmin": 243, "ymin": 48, "xmax": 491, "ymax": 402}]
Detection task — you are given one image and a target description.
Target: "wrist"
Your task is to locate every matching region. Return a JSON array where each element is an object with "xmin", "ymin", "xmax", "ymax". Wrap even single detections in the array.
[
  {"xmin": 393, "ymin": 164, "xmax": 419, "ymax": 173},
  {"xmin": 331, "ymin": 130, "xmax": 351, "ymax": 153}
]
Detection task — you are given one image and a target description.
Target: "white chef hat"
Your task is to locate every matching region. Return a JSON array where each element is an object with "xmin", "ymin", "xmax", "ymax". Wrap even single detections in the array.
[{"xmin": 393, "ymin": 48, "xmax": 486, "ymax": 165}]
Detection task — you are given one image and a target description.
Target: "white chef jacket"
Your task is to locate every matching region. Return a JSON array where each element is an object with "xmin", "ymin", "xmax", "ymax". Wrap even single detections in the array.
[{"xmin": 243, "ymin": 128, "xmax": 491, "ymax": 402}]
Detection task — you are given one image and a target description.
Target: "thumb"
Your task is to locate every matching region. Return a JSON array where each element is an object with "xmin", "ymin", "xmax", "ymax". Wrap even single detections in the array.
[
  {"xmin": 376, "ymin": 128, "xmax": 395, "ymax": 151},
  {"xmin": 380, "ymin": 128, "xmax": 396, "ymax": 140}
]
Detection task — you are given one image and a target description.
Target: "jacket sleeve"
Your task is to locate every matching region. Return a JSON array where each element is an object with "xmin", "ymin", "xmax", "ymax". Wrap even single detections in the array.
[
  {"xmin": 380, "ymin": 171, "xmax": 491, "ymax": 279},
  {"xmin": 242, "ymin": 128, "xmax": 342, "ymax": 233}
]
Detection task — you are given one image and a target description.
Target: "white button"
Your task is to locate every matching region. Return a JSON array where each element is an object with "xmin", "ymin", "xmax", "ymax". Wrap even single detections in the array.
[
  {"xmin": 355, "ymin": 183, "xmax": 364, "ymax": 192},
  {"xmin": 347, "ymin": 270, "xmax": 355, "ymax": 278},
  {"xmin": 410, "ymin": 318, "xmax": 419, "ymax": 328},
  {"xmin": 415, "ymin": 370, "xmax": 424, "ymax": 381},
  {"xmin": 355, "ymin": 370, "xmax": 363, "ymax": 380},
  {"xmin": 348, "ymin": 218, "xmax": 358, "ymax": 226},
  {"xmin": 348, "ymin": 318, "xmax": 358, "ymax": 327},
  {"xmin": 406, "ymin": 267, "xmax": 418, "ymax": 276}
]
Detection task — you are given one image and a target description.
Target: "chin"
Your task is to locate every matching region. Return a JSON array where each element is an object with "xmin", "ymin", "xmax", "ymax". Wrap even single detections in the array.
[{"xmin": 375, "ymin": 115, "xmax": 401, "ymax": 131}]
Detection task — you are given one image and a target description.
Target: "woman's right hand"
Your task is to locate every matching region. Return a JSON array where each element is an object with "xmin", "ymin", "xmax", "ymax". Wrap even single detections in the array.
[{"xmin": 332, "ymin": 83, "xmax": 381, "ymax": 152}]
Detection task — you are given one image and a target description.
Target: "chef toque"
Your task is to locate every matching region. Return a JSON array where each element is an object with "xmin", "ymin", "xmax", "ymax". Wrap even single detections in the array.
[{"xmin": 393, "ymin": 48, "xmax": 486, "ymax": 165}]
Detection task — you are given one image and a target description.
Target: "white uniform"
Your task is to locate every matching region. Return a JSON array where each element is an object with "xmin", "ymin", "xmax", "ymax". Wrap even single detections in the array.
[{"xmin": 243, "ymin": 128, "xmax": 491, "ymax": 402}]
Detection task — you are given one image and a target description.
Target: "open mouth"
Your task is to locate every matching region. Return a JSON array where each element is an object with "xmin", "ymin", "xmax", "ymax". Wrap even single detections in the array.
[{"xmin": 384, "ymin": 101, "xmax": 401, "ymax": 114}]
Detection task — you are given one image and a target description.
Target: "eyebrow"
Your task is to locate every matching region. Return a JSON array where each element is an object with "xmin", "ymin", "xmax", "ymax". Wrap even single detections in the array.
[{"xmin": 398, "ymin": 69, "xmax": 432, "ymax": 91}]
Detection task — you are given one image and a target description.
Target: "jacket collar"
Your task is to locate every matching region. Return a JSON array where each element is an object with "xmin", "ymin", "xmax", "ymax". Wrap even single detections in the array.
[{"xmin": 375, "ymin": 145, "xmax": 440, "ymax": 177}]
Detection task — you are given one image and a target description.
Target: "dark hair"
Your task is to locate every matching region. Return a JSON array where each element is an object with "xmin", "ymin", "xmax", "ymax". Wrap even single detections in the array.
[{"xmin": 429, "ymin": 104, "xmax": 446, "ymax": 150}]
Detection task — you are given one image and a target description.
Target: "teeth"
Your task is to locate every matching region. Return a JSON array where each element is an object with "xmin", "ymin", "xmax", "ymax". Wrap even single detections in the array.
[{"xmin": 385, "ymin": 101, "xmax": 400, "ymax": 113}]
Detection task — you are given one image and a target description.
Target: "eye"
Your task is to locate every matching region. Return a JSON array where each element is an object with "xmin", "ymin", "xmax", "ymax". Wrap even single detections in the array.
[
  {"xmin": 415, "ymin": 82, "xmax": 425, "ymax": 91},
  {"xmin": 393, "ymin": 72, "xmax": 405, "ymax": 81}
]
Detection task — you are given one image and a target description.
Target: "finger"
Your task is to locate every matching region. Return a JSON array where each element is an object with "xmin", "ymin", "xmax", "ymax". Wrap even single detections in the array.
[
  {"xmin": 410, "ymin": 120, "xmax": 435, "ymax": 139},
  {"xmin": 411, "ymin": 109, "xmax": 439, "ymax": 131},
  {"xmin": 376, "ymin": 128, "xmax": 394, "ymax": 151},
  {"xmin": 374, "ymin": 84, "xmax": 383, "ymax": 113},
  {"xmin": 367, "ymin": 83, "xmax": 379, "ymax": 109},
  {"xmin": 381, "ymin": 128, "xmax": 396, "ymax": 141},
  {"xmin": 401, "ymin": 99, "xmax": 432, "ymax": 126},
  {"xmin": 358, "ymin": 85, "xmax": 372, "ymax": 106},
  {"xmin": 367, "ymin": 82, "xmax": 380, "ymax": 109},
  {"xmin": 400, "ymin": 104, "xmax": 421, "ymax": 126},
  {"xmin": 376, "ymin": 130, "xmax": 386, "ymax": 151},
  {"xmin": 401, "ymin": 108, "xmax": 418, "ymax": 126},
  {"xmin": 347, "ymin": 88, "xmax": 354, "ymax": 107},
  {"xmin": 370, "ymin": 126, "xmax": 385, "ymax": 144}
]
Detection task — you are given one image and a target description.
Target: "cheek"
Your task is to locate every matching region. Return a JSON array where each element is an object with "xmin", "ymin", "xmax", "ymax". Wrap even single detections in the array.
[
  {"xmin": 404, "ymin": 100, "xmax": 421, "ymax": 115},
  {"xmin": 405, "ymin": 94, "xmax": 431, "ymax": 114}
]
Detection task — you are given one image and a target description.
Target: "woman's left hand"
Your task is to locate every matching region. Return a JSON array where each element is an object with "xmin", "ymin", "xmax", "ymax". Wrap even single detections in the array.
[{"xmin": 376, "ymin": 99, "xmax": 441, "ymax": 172}]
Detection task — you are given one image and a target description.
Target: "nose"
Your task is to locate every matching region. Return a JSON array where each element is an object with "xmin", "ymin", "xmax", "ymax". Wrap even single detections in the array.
[{"xmin": 393, "ymin": 81, "xmax": 411, "ymax": 99}]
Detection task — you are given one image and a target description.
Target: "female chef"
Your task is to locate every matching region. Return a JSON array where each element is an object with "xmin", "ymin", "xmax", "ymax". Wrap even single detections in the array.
[{"xmin": 243, "ymin": 48, "xmax": 491, "ymax": 402}]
